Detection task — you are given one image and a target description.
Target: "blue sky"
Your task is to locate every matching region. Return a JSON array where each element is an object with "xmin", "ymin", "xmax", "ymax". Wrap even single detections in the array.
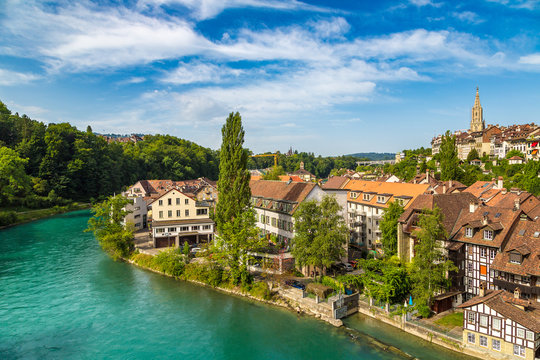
[{"xmin": 1, "ymin": 0, "xmax": 540, "ymax": 156}]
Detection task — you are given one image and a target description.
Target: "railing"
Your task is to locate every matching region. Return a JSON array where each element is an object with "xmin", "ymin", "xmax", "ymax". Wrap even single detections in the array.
[{"xmin": 493, "ymin": 278, "xmax": 540, "ymax": 295}]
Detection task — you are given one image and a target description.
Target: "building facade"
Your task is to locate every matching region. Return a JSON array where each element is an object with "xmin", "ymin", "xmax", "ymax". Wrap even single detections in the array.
[
  {"xmin": 150, "ymin": 189, "xmax": 214, "ymax": 248},
  {"xmin": 459, "ymin": 289, "xmax": 540, "ymax": 360}
]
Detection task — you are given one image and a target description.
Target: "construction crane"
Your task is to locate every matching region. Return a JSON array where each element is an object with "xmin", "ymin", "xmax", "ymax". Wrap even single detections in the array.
[{"xmin": 251, "ymin": 153, "xmax": 278, "ymax": 167}]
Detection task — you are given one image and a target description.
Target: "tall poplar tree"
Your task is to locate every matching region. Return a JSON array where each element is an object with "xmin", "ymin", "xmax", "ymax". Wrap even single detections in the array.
[
  {"xmin": 215, "ymin": 112, "xmax": 261, "ymax": 282},
  {"xmin": 410, "ymin": 207, "xmax": 457, "ymax": 317},
  {"xmin": 379, "ymin": 201, "xmax": 404, "ymax": 256},
  {"xmin": 439, "ymin": 130, "xmax": 460, "ymax": 181}
]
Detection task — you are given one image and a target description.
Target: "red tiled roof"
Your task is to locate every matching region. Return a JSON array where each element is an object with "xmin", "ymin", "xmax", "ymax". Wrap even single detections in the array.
[{"xmin": 250, "ymin": 180, "xmax": 318, "ymax": 214}]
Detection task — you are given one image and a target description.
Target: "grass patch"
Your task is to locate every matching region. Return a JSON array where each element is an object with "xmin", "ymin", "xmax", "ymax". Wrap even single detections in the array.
[{"xmin": 434, "ymin": 312, "xmax": 463, "ymax": 328}]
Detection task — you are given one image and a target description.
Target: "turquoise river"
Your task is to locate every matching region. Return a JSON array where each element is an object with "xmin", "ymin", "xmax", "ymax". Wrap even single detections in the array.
[{"xmin": 0, "ymin": 210, "xmax": 474, "ymax": 359}]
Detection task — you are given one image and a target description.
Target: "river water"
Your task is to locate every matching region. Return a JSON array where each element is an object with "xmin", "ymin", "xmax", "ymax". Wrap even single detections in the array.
[{"xmin": 0, "ymin": 210, "xmax": 473, "ymax": 359}]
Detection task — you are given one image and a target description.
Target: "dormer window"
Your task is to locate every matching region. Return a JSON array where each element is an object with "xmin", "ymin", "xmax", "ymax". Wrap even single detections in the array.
[
  {"xmin": 351, "ymin": 192, "xmax": 358, "ymax": 199},
  {"xmin": 509, "ymin": 252, "xmax": 522, "ymax": 264},
  {"xmin": 377, "ymin": 196, "xmax": 386, "ymax": 203},
  {"xmin": 465, "ymin": 228, "xmax": 473, "ymax": 237},
  {"xmin": 483, "ymin": 229, "xmax": 493, "ymax": 240},
  {"xmin": 363, "ymin": 194, "xmax": 370, "ymax": 201}
]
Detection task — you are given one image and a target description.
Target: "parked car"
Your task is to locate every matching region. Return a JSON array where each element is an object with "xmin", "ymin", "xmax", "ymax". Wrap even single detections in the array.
[
  {"xmin": 343, "ymin": 263, "xmax": 354, "ymax": 272},
  {"xmin": 285, "ymin": 280, "xmax": 306, "ymax": 290},
  {"xmin": 190, "ymin": 247, "xmax": 202, "ymax": 254}
]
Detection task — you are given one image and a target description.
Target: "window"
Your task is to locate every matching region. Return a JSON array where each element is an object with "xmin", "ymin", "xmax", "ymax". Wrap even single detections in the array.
[
  {"xmin": 203, "ymin": 225, "xmax": 211, "ymax": 230},
  {"xmin": 168, "ymin": 210, "xmax": 172, "ymax": 218},
  {"xmin": 509, "ymin": 252, "xmax": 522, "ymax": 264},
  {"xmin": 465, "ymin": 228, "xmax": 473, "ymax": 237},
  {"xmin": 177, "ymin": 210, "xmax": 181, "ymax": 217},
  {"xmin": 483, "ymin": 230, "xmax": 493, "ymax": 240},
  {"xmin": 168, "ymin": 198, "xmax": 172, "ymax": 205},
  {"xmin": 156, "ymin": 228, "xmax": 165, "ymax": 233},
  {"xmin": 493, "ymin": 318, "xmax": 501, "ymax": 331},
  {"xmin": 185, "ymin": 210, "xmax": 189, "ymax": 217},
  {"xmin": 479, "ymin": 336, "xmax": 487, "ymax": 347},
  {"xmin": 517, "ymin": 328, "xmax": 525, "ymax": 338},
  {"xmin": 168, "ymin": 227, "xmax": 176, "ymax": 232},
  {"xmin": 480, "ymin": 248, "xmax": 487, "ymax": 257},
  {"xmin": 192, "ymin": 226, "xmax": 200, "ymax": 231},
  {"xmin": 159, "ymin": 200, "xmax": 163, "ymax": 206},
  {"xmin": 159, "ymin": 211, "xmax": 163, "ymax": 218},
  {"xmin": 185, "ymin": 199, "xmax": 189, "ymax": 205},
  {"xmin": 480, "ymin": 315, "xmax": 488, "ymax": 327},
  {"xmin": 480, "ymin": 265, "xmax": 487, "ymax": 276},
  {"xmin": 468, "ymin": 312, "xmax": 475, "ymax": 324},
  {"xmin": 492, "ymin": 339, "xmax": 500, "ymax": 351},
  {"xmin": 271, "ymin": 218, "xmax": 277, "ymax": 227},
  {"xmin": 490, "ymin": 249, "xmax": 496, "ymax": 259},
  {"xmin": 180, "ymin": 226, "xmax": 189, "ymax": 231},
  {"xmin": 363, "ymin": 194, "xmax": 370, "ymax": 201},
  {"xmin": 468, "ymin": 278, "xmax": 473, "ymax": 287},
  {"xmin": 135, "ymin": 223, "xmax": 141, "ymax": 227},
  {"xmin": 513, "ymin": 344, "xmax": 525, "ymax": 357},
  {"xmin": 526, "ymin": 331, "xmax": 534, "ymax": 341},
  {"xmin": 377, "ymin": 196, "xmax": 385, "ymax": 203},
  {"xmin": 467, "ymin": 332, "xmax": 475, "ymax": 344},
  {"xmin": 134, "ymin": 214, "xmax": 140, "ymax": 219},
  {"xmin": 197, "ymin": 209, "xmax": 208, "ymax": 216},
  {"xmin": 176, "ymin": 198, "xmax": 180, "ymax": 205}
]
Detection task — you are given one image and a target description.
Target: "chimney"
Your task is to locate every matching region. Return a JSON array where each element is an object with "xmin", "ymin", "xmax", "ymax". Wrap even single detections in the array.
[
  {"xmin": 469, "ymin": 201, "xmax": 478, "ymax": 213},
  {"xmin": 514, "ymin": 198, "xmax": 520, "ymax": 211},
  {"xmin": 299, "ymin": 161, "xmax": 304, "ymax": 170},
  {"xmin": 479, "ymin": 282, "xmax": 486, "ymax": 297},
  {"xmin": 426, "ymin": 169, "xmax": 429, "ymax": 182},
  {"xmin": 502, "ymin": 188, "xmax": 507, "ymax": 194},
  {"xmin": 482, "ymin": 215, "xmax": 488, "ymax": 226},
  {"xmin": 514, "ymin": 287, "xmax": 521, "ymax": 299},
  {"xmin": 443, "ymin": 184, "xmax": 447, "ymax": 194},
  {"xmin": 497, "ymin": 176, "xmax": 503, "ymax": 190}
]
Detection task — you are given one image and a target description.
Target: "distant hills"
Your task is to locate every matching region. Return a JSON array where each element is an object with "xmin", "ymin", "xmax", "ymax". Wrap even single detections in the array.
[{"xmin": 346, "ymin": 152, "xmax": 395, "ymax": 160}]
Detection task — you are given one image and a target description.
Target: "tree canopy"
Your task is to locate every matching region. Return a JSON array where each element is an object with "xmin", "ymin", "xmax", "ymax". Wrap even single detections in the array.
[
  {"xmin": 439, "ymin": 131, "xmax": 461, "ymax": 181},
  {"xmin": 410, "ymin": 206, "xmax": 457, "ymax": 317},
  {"xmin": 291, "ymin": 195, "xmax": 348, "ymax": 271},
  {"xmin": 379, "ymin": 201, "xmax": 404, "ymax": 256}
]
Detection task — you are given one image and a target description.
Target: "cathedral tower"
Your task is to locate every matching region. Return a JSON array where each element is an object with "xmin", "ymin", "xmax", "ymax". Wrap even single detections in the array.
[{"xmin": 470, "ymin": 87, "xmax": 485, "ymax": 132}]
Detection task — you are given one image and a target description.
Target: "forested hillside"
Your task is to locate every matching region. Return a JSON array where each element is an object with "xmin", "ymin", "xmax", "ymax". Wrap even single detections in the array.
[{"xmin": 0, "ymin": 101, "xmax": 219, "ymax": 210}]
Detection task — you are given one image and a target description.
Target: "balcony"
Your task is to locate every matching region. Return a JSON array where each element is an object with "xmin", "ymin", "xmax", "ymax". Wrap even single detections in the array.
[
  {"xmin": 493, "ymin": 278, "xmax": 540, "ymax": 295},
  {"xmin": 196, "ymin": 201, "xmax": 211, "ymax": 207}
]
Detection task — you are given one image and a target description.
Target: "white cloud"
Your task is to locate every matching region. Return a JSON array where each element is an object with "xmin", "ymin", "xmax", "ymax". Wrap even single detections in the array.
[
  {"xmin": 161, "ymin": 62, "xmax": 242, "ymax": 84},
  {"xmin": 485, "ymin": 0, "xmax": 539, "ymax": 9},
  {"xmin": 519, "ymin": 53, "xmax": 540, "ymax": 64},
  {"xmin": 409, "ymin": 0, "xmax": 443, "ymax": 7},
  {"xmin": 0, "ymin": 68, "xmax": 41, "ymax": 85},
  {"xmin": 138, "ymin": 0, "xmax": 333, "ymax": 20},
  {"xmin": 2, "ymin": 1, "xmax": 212, "ymax": 72},
  {"xmin": 452, "ymin": 11, "xmax": 484, "ymax": 24}
]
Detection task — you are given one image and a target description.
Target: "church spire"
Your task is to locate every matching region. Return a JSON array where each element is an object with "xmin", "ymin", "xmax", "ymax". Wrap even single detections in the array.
[
  {"xmin": 474, "ymin": 86, "xmax": 481, "ymax": 108},
  {"xmin": 470, "ymin": 86, "xmax": 484, "ymax": 132}
]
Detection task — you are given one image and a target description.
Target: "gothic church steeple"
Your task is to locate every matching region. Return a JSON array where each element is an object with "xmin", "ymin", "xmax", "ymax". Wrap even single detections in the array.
[{"xmin": 470, "ymin": 87, "xmax": 485, "ymax": 132}]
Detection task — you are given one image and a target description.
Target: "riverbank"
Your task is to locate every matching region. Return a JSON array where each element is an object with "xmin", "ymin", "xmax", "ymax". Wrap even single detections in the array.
[
  {"xmin": 125, "ymin": 251, "xmax": 344, "ymax": 326},
  {"xmin": 0, "ymin": 203, "xmax": 91, "ymax": 229},
  {"xmin": 125, "ymin": 250, "xmax": 486, "ymax": 360}
]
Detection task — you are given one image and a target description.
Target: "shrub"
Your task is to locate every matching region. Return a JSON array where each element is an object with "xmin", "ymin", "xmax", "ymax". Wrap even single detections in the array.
[
  {"xmin": 153, "ymin": 249, "xmax": 185, "ymax": 277},
  {"xmin": 131, "ymin": 253, "xmax": 155, "ymax": 268},
  {"xmin": 0, "ymin": 211, "xmax": 18, "ymax": 226},
  {"xmin": 249, "ymin": 281, "xmax": 271, "ymax": 300}
]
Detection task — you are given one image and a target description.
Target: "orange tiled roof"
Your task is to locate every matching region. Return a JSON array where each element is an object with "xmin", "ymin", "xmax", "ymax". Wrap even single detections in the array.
[{"xmin": 343, "ymin": 180, "xmax": 430, "ymax": 209}]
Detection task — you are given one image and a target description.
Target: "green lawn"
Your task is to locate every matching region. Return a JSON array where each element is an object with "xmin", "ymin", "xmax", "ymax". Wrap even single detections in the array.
[{"xmin": 434, "ymin": 312, "xmax": 463, "ymax": 328}]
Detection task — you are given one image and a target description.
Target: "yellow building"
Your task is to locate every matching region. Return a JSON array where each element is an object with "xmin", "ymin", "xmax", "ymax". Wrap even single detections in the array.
[{"xmin": 150, "ymin": 188, "xmax": 214, "ymax": 248}]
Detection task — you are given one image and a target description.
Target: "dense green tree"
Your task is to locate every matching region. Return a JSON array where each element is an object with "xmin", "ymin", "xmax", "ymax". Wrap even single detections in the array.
[
  {"xmin": 292, "ymin": 195, "xmax": 348, "ymax": 272},
  {"xmin": 0, "ymin": 147, "xmax": 32, "ymax": 205},
  {"xmin": 214, "ymin": 112, "xmax": 263, "ymax": 282},
  {"xmin": 410, "ymin": 207, "xmax": 457, "ymax": 317},
  {"xmin": 466, "ymin": 148, "xmax": 480, "ymax": 162},
  {"xmin": 86, "ymin": 195, "xmax": 133, "ymax": 260},
  {"xmin": 505, "ymin": 149, "xmax": 525, "ymax": 159},
  {"xmin": 262, "ymin": 165, "xmax": 285, "ymax": 180},
  {"xmin": 439, "ymin": 131, "xmax": 460, "ymax": 181},
  {"xmin": 357, "ymin": 257, "xmax": 410, "ymax": 305},
  {"xmin": 380, "ymin": 201, "xmax": 404, "ymax": 256}
]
